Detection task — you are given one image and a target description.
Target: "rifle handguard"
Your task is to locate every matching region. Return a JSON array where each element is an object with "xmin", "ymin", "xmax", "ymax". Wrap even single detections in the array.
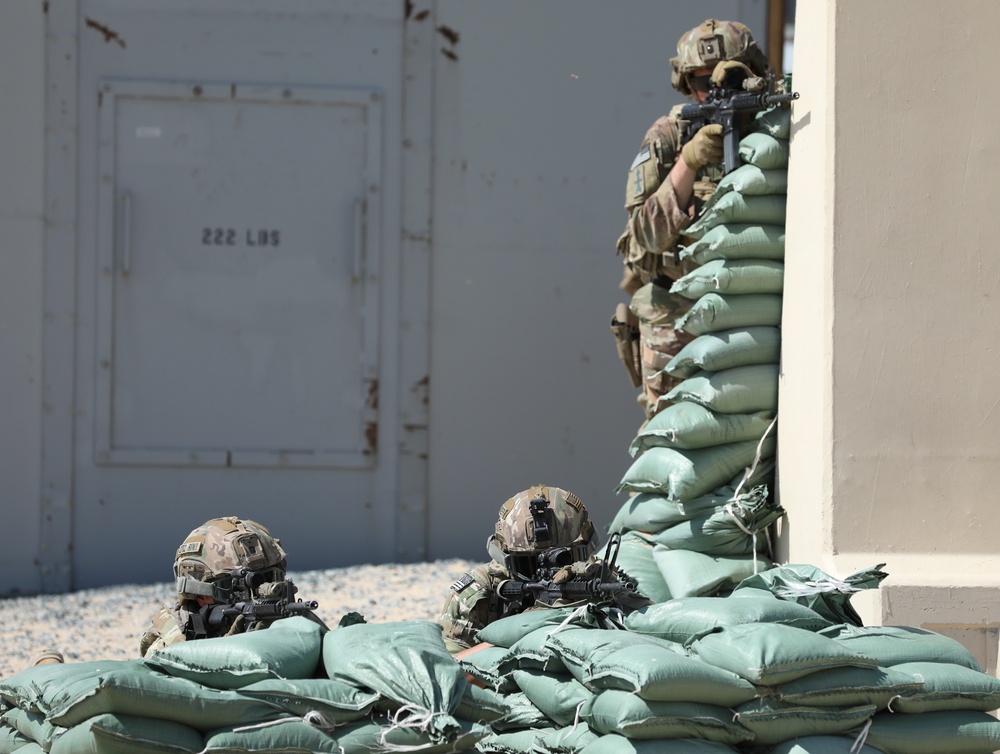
[{"xmin": 497, "ymin": 578, "xmax": 635, "ymax": 601}]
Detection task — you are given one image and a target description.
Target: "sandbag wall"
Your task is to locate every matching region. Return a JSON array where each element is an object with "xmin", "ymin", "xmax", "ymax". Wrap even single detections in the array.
[
  {"xmin": 607, "ymin": 106, "xmax": 793, "ymax": 602},
  {"xmin": 0, "ymin": 616, "xmax": 496, "ymax": 754},
  {"xmin": 6, "ymin": 597, "xmax": 1000, "ymax": 754},
  {"xmin": 460, "ymin": 578, "xmax": 1000, "ymax": 754}
]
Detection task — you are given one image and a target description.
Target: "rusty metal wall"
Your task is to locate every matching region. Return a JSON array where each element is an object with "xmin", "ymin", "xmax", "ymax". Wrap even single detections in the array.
[{"xmin": 0, "ymin": 0, "xmax": 767, "ymax": 593}]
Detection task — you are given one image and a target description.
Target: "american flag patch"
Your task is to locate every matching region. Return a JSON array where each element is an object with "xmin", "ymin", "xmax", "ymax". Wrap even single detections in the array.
[{"xmin": 450, "ymin": 573, "xmax": 475, "ymax": 592}]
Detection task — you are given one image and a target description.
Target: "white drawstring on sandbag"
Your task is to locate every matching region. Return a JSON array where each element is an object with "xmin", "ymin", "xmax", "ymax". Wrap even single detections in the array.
[
  {"xmin": 378, "ymin": 704, "xmax": 461, "ymax": 753},
  {"xmin": 731, "ymin": 414, "xmax": 778, "ymax": 501},
  {"xmin": 727, "ymin": 414, "xmax": 779, "ymax": 573},
  {"xmin": 850, "ymin": 717, "xmax": 873, "ymax": 753}
]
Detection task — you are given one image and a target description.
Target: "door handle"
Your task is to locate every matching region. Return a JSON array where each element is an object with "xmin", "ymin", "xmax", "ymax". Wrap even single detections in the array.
[
  {"xmin": 352, "ymin": 197, "xmax": 366, "ymax": 283},
  {"xmin": 119, "ymin": 190, "xmax": 132, "ymax": 276}
]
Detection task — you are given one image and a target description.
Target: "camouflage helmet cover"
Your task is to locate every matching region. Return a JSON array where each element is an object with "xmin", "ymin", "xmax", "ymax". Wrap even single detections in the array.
[
  {"xmin": 670, "ymin": 19, "xmax": 769, "ymax": 95},
  {"xmin": 487, "ymin": 485, "xmax": 599, "ymax": 578},
  {"xmin": 173, "ymin": 516, "xmax": 287, "ymax": 602}
]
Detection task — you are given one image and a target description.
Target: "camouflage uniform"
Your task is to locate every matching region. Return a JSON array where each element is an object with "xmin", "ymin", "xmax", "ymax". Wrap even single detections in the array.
[
  {"xmin": 139, "ymin": 516, "xmax": 324, "ymax": 657},
  {"xmin": 616, "ymin": 19, "xmax": 769, "ymax": 419},
  {"xmin": 437, "ymin": 485, "xmax": 650, "ymax": 654},
  {"xmin": 438, "ymin": 559, "xmax": 650, "ymax": 654}
]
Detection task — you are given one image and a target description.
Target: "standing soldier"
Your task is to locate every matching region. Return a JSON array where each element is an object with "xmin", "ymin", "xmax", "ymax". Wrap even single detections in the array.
[{"xmin": 614, "ymin": 19, "xmax": 770, "ymax": 420}]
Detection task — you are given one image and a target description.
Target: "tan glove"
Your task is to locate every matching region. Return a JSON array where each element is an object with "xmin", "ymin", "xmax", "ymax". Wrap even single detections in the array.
[
  {"xmin": 552, "ymin": 561, "xmax": 605, "ymax": 584},
  {"xmin": 681, "ymin": 123, "xmax": 724, "ymax": 171},
  {"xmin": 711, "ymin": 60, "xmax": 756, "ymax": 88}
]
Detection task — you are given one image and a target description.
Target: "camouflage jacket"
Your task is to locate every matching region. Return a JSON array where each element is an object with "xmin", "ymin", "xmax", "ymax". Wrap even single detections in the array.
[
  {"xmin": 616, "ymin": 104, "xmax": 723, "ymax": 289},
  {"xmin": 139, "ymin": 605, "xmax": 195, "ymax": 657},
  {"xmin": 437, "ymin": 560, "xmax": 652, "ymax": 654}
]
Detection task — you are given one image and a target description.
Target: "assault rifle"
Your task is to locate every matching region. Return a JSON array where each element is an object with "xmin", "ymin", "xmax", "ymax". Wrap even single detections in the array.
[
  {"xmin": 496, "ymin": 532, "xmax": 636, "ymax": 618},
  {"xmin": 185, "ymin": 567, "xmax": 319, "ymax": 639},
  {"xmin": 679, "ymin": 71, "xmax": 799, "ymax": 175}
]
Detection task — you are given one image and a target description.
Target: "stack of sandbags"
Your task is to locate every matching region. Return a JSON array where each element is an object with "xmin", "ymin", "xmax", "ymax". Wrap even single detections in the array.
[
  {"xmin": 0, "ymin": 617, "xmax": 492, "ymax": 753},
  {"xmin": 607, "ymin": 108, "xmax": 794, "ymax": 603},
  {"xmin": 459, "ymin": 595, "xmax": 1000, "ymax": 754}
]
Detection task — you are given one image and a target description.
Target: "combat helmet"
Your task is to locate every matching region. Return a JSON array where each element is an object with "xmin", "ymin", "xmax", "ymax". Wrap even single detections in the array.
[
  {"xmin": 173, "ymin": 516, "xmax": 287, "ymax": 603},
  {"xmin": 670, "ymin": 19, "xmax": 769, "ymax": 95},
  {"xmin": 487, "ymin": 485, "xmax": 599, "ymax": 579}
]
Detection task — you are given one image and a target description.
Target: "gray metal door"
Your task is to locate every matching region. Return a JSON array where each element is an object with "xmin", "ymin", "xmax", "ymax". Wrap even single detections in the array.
[
  {"xmin": 45, "ymin": 0, "xmax": 433, "ymax": 589},
  {"xmin": 95, "ymin": 81, "xmax": 381, "ymax": 468}
]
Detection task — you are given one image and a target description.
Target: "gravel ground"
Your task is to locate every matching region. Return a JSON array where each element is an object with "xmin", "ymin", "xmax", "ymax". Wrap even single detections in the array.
[{"xmin": 0, "ymin": 559, "xmax": 478, "ymax": 680}]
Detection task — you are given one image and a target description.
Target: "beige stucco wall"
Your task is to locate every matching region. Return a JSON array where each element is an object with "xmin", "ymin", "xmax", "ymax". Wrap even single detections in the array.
[{"xmin": 781, "ymin": 0, "xmax": 1000, "ymax": 670}]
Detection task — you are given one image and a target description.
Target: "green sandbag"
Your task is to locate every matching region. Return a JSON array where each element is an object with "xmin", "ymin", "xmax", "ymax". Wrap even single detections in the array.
[
  {"xmin": 511, "ymin": 669, "xmax": 593, "ymax": 726},
  {"xmin": 577, "ymin": 642, "xmax": 757, "ymax": 707},
  {"xmin": 321, "ymin": 621, "xmax": 466, "ymax": 721},
  {"xmin": 611, "ymin": 455, "xmax": 775, "ymax": 535},
  {"xmin": 0, "ymin": 660, "xmax": 123, "ymax": 714},
  {"xmin": 336, "ymin": 716, "xmax": 490, "ymax": 753},
  {"xmin": 769, "ymin": 735, "xmax": 884, "ymax": 753},
  {"xmin": 203, "ymin": 717, "xmax": 489, "ymax": 754},
  {"xmin": 491, "ymin": 691, "xmax": 551, "ymax": 731},
  {"xmin": 476, "ymin": 727, "xmax": 561, "ymax": 754},
  {"xmin": 542, "ymin": 628, "xmax": 676, "ymax": 685},
  {"xmin": 676, "ymin": 293, "xmax": 783, "ymax": 336},
  {"xmin": 680, "ymin": 223, "xmax": 785, "ymax": 264},
  {"xmin": 458, "ymin": 645, "xmax": 517, "ymax": 694},
  {"xmin": 237, "ymin": 678, "xmax": 379, "ymax": 724},
  {"xmin": 890, "ymin": 661, "xmax": 1000, "ymax": 713},
  {"xmin": 497, "ymin": 625, "xmax": 574, "ymax": 675},
  {"xmin": 665, "ymin": 326, "xmax": 781, "ymax": 379},
  {"xmin": 654, "ymin": 547, "xmax": 773, "ymax": 598},
  {"xmin": 476, "ymin": 605, "xmax": 614, "ymax": 648},
  {"xmin": 625, "ymin": 592, "xmax": 833, "ymax": 644},
  {"xmin": 608, "ymin": 486, "xmax": 747, "ymax": 535},
  {"xmin": 552, "ymin": 632, "xmax": 756, "ymax": 707},
  {"xmin": 0, "ymin": 707, "xmax": 60, "ymax": 751},
  {"xmin": 579, "ymin": 733, "xmax": 741, "ymax": 753},
  {"xmin": 49, "ymin": 713, "xmax": 203, "ymax": 754},
  {"xmin": 0, "ymin": 722, "xmax": 33, "ymax": 754},
  {"xmin": 732, "ymin": 699, "xmax": 875, "ymax": 746},
  {"xmin": 616, "ymin": 438, "xmax": 776, "ymax": 502},
  {"xmin": 705, "ymin": 163, "xmax": 788, "ymax": 200},
  {"xmin": 776, "ymin": 664, "xmax": 924, "ymax": 709},
  {"xmin": 144, "ymin": 616, "xmax": 324, "ymax": 690},
  {"xmin": 630, "ymin": 401, "xmax": 774, "ymax": 454},
  {"xmin": 755, "ymin": 105, "xmax": 792, "ymax": 140},
  {"xmin": 686, "ymin": 193, "xmax": 787, "ymax": 239},
  {"xmin": 535, "ymin": 724, "xmax": 601, "ymax": 753},
  {"xmin": 38, "ymin": 660, "xmax": 285, "ymax": 731},
  {"xmin": 691, "ymin": 622, "xmax": 880, "ymax": 685},
  {"xmin": 595, "ymin": 531, "xmax": 671, "ymax": 603},
  {"xmin": 671, "ymin": 259, "xmax": 784, "ymax": 300},
  {"xmin": 739, "ymin": 131, "xmax": 790, "ymax": 169},
  {"xmin": 664, "ymin": 364, "xmax": 779, "ymax": 414},
  {"xmin": 818, "ymin": 624, "xmax": 982, "ymax": 671},
  {"xmin": 454, "ymin": 682, "xmax": 507, "ymax": 724},
  {"xmin": 580, "ymin": 691, "xmax": 753, "ymax": 744},
  {"xmin": 734, "ymin": 563, "xmax": 889, "ymax": 626},
  {"xmin": 0, "ymin": 708, "xmax": 62, "ymax": 750},
  {"xmin": 649, "ymin": 484, "xmax": 783, "ymax": 556},
  {"xmin": 864, "ymin": 709, "xmax": 1000, "ymax": 754}
]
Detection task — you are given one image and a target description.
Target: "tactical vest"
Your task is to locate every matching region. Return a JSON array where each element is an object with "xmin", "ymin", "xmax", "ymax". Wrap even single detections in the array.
[{"xmin": 619, "ymin": 104, "xmax": 723, "ymax": 284}]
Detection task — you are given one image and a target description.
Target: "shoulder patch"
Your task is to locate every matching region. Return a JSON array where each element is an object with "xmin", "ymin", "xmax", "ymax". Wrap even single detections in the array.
[
  {"xmin": 629, "ymin": 145, "xmax": 651, "ymax": 170},
  {"xmin": 450, "ymin": 573, "xmax": 475, "ymax": 593}
]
